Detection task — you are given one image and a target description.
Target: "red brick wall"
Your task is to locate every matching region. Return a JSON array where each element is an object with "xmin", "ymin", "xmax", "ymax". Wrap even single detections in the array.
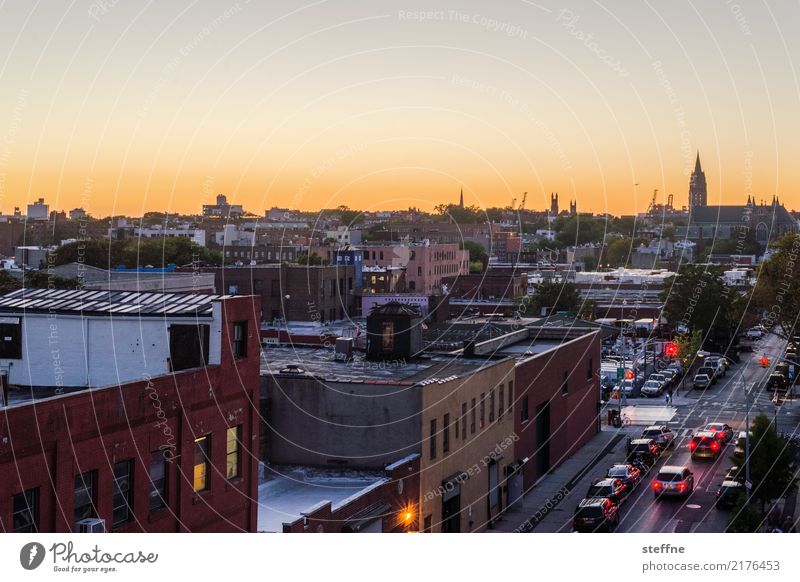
[
  {"xmin": 0, "ymin": 296, "xmax": 262, "ymax": 533},
  {"xmin": 513, "ymin": 332, "xmax": 601, "ymax": 490}
]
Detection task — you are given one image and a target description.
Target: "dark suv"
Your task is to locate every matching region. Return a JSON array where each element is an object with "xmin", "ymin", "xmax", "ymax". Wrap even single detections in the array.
[
  {"xmin": 716, "ymin": 480, "xmax": 743, "ymax": 509},
  {"xmin": 627, "ymin": 438, "xmax": 660, "ymax": 468},
  {"xmin": 573, "ymin": 497, "xmax": 620, "ymax": 532},
  {"xmin": 689, "ymin": 431, "xmax": 722, "ymax": 460}
]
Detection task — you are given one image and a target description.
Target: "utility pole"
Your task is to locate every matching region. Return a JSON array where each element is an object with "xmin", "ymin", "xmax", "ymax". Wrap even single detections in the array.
[{"xmin": 744, "ymin": 376, "xmax": 752, "ymax": 502}]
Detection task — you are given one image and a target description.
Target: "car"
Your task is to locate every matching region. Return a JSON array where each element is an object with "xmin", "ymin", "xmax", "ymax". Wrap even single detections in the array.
[
  {"xmin": 607, "ymin": 464, "xmax": 642, "ymax": 489},
  {"xmin": 767, "ymin": 373, "xmax": 787, "ymax": 392},
  {"xmin": 641, "ymin": 425, "xmax": 676, "ymax": 450},
  {"xmin": 716, "ymin": 480, "xmax": 743, "ymax": 509},
  {"xmin": 697, "ymin": 366, "xmax": 718, "ymax": 384},
  {"xmin": 733, "ymin": 431, "xmax": 751, "ymax": 459},
  {"xmin": 640, "ymin": 380, "xmax": 663, "ymax": 397},
  {"xmin": 573, "ymin": 497, "xmax": 620, "ymax": 532},
  {"xmin": 586, "ymin": 478, "xmax": 629, "ymax": 505},
  {"xmin": 660, "ymin": 369, "xmax": 678, "ymax": 384},
  {"xmin": 617, "ymin": 379, "xmax": 635, "ymax": 395},
  {"xmin": 627, "ymin": 438, "xmax": 660, "ymax": 468},
  {"xmin": 690, "ymin": 430, "xmax": 722, "ymax": 459},
  {"xmin": 693, "ymin": 374, "xmax": 711, "ymax": 390},
  {"xmin": 704, "ymin": 422, "xmax": 734, "ymax": 443},
  {"xmin": 724, "ymin": 466, "xmax": 744, "ymax": 483},
  {"xmin": 706, "ymin": 357, "xmax": 726, "ymax": 377},
  {"xmin": 649, "ymin": 373, "xmax": 668, "ymax": 387},
  {"xmin": 746, "ymin": 327, "xmax": 764, "ymax": 339},
  {"xmin": 652, "ymin": 466, "xmax": 695, "ymax": 498}
]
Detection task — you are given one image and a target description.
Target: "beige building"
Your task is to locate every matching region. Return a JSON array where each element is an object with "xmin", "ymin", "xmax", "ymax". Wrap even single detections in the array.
[{"xmin": 419, "ymin": 357, "xmax": 517, "ymax": 532}]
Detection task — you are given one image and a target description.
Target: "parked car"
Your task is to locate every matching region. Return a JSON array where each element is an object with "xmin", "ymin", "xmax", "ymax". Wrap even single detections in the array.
[
  {"xmin": 689, "ymin": 431, "xmax": 722, "ymax": 460},
  {"xmin": 573, "ymin": 497, "xmax": 620, "ymax": 532},
  {"xmin": 733, "ymin": 431, "xmax": 751, "ymax": 459},
  {"xmin": 716, "ymin": 481, "xmax": 743, "ymax": 508},
  {"xmin": 693, "ymin": 374, "xmax": 711, "ymax": 390},
  {"xmin": 652, "ymin": 466, "xmax": 695, "ymax": 498},
  {"xmin": 746, "ymin": 327, "xmax": 764, "ymax": 339},
  {"xmin": 706, "ymin": 357, "xmax": 726, "ymax": 378},
  {"xmin": 660, "ymin": 369, "xmax": 678, "ymax": 385},
  {"xmin": 724, "ymin": 466, "xmax": 744, "ymax": 483},
  {"xmin": 627, "ymin": 438, "xmax": 660, "ymax": 468},
  {"xmin": 697, "ymin": 366, "xmax": 718, "ymax": 384},
  {"xmin": 607, "ymin": 464, "xmax": 642, "ymax": 489},
  {"xmin": 586, "ymin": 478, "xmax": 629, "ymax": 505},
  {"xmin": 640, "ymin": 380, "xmax": 663, "ymax": 397},
  {"xmin": 704, "ymin": 422, "xmax": 734, "ymax": 443},
  {"xmin": 616, "ymin": 378, "xmax": 635, "ymax": 396},
  {"xmin": 641, "ymin": 425, "xmax": 676, "ymax": 450},
  {"xmin": 649, "ymin": 373, "xmax": 668, "ymax": 387}
]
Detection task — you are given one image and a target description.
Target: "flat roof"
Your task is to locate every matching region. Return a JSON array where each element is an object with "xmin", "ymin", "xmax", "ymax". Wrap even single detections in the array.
[
  {"xmin": 257, "ymin": 465, "xmax": 385, "ymax": 533},
  {"xmin": 0, "ymin": 288, "xmax": 231, "ymax": 317}
]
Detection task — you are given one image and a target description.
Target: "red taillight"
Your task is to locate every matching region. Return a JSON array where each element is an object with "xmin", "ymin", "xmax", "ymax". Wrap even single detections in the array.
[
  {"xmin": 711, "ymin": 441, "xmax": 720, "ymax": 451},
  {"xmin": 689, "ymin": 441, "xmax": 697, "ymax": 450},
  {"xmin": 678, "ymin": 483, "xmax": 686, "ymax": 491},
  {"xmin": 652, "ymin": 481, "xmax": 662, "ymax": 490}
]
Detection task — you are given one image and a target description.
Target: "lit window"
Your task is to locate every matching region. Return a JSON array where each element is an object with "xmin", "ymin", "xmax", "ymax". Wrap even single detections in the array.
[
  {"xmin": 193, "ymin": 435, "xmax": 211, "ymax": 492},
  {"xmin": 226, "ymin": 426, "xmax": 241, "ymax": 480}
]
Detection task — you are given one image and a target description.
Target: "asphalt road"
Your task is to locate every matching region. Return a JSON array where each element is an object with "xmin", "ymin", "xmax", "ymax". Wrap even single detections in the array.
[{"xmin": 540, "ymin": 332, "xmax": 799, "ymax": 533}]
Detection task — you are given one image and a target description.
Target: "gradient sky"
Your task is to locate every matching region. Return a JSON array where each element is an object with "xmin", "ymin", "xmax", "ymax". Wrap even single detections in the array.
[{"xmin": 0, "ymin": 0, "xmax": 798, "ymax": 217}]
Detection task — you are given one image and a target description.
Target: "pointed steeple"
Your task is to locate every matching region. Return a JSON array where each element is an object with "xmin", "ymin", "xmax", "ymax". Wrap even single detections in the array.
[{"xmin": 459, "ymin": 188, "xmax": 464, "ymax": 208}]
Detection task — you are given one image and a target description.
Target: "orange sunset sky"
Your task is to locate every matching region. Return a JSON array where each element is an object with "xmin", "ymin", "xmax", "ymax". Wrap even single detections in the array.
[{"xmin": 1, "ymin": 1, "xmax": 798, "ymax": 217}]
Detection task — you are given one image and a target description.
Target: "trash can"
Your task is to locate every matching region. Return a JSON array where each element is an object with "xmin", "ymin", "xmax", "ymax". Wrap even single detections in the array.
[{"xmin": 609, "ymin": 409, "xmax": 622, "ymax": 428}]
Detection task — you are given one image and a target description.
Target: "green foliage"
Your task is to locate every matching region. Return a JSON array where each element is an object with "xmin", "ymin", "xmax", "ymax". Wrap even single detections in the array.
[
  {"xmin": 0, "ymin": 270, "xmax": 80, "ymax": 295},
  {"xmin": 675, "ymin": 330, "xmax": 703, "ymax": 368},
  {"xmin": 554, "ymin": 215, "xmax": 608, "ymax": 246},
  {"xmin": 726, "ymin": 493, "xmax": 763, "ymax": 533},
  {"xmin": 746, "ymin": 413, "xmax": 797, "ymax": 509},
  {"xmin": 53, "ymin": 238, "xmax": 221, "ymax": 269},
  {"xmin": 433, "ymin": 203, "xmax": 485, "ymax": 224},
  {"xmin": 469, "ymin": 260, "xmax": 484, "ymax": 273},
  {"xmin": 604, "ymin": 236, "xmax": 633, "ymax": 267},
  {"xmin": 293, "ymin": 252, "xmax": 324, "ymax": 266},
  {"xmin": 461, "ymin": 241, "xmax": 485, "ymax": 262},
  {"xmin": 335, "ymin": 205, "xmax": 364, "ymax": 226},
  {"xmin": 660, "ymin": 265, "xmax": 730, "ymax": 338},
  {"xmin": 753, "ymin": 234, "xmax": 800, "ymax": 338},
  {"xmin": 527, "ymin": 280, "xmax": 582, "ymax": 315}
]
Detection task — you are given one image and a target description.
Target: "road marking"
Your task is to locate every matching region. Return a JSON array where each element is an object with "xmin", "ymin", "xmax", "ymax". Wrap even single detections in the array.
[{"xmin": 686, "ymin": 504, "xmax": 702, "ymax": 509}]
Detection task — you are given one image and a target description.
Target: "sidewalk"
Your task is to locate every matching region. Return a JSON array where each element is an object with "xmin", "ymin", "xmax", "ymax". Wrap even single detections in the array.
[{"xmin": 491, "ymin": 426, "xmax": 631, "ymax": 532}]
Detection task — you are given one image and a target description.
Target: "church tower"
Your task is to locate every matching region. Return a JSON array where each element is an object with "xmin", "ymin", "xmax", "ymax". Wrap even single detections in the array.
[
  {"xmin": 569, "ymin": 199, "xmax": 577, "ymax": 215},
  {"xmin": 550, "ymin": 192, "xmax": 559, "ymax": 215},
  {"xmin": 689, "ymin": 151, "xmax": 707, "ymax": 208}
]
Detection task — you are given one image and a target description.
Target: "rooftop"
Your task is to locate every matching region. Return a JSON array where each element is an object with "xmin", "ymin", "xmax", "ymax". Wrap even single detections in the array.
[{"xmin": 0, "ymin": 288, "xmax": 229, "ymax": 317}]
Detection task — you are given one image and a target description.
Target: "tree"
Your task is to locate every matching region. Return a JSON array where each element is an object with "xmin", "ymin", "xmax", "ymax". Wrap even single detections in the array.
[
  {"xmin": 554, "ymin": 215, "xmax": 608, "ymax": 246},
  {"xmin": 745, "ymin": 413, "xmax": 797, "ymax": 513},
  {"xmin": 335, "ymin": 205, "xmax": 364, "ymax": 227},
  {"xmin": 293, "ymin": 252, "xmax": 324, "ymax": 266},
  {"xmin": 527, "ymin": 280, "xmax": 581, "ymax": 315},
  {"xmin": 660, "ymin": 265, "xmax": 730, "ymax": 341},
  {"xmin": 582, "ymin": 256, "xmax": 597, "ymax": 272},
  {"xmin": 752, "ymin": 234, "xmax": 800, "ymax": 338},
  {"xmin": 433, "ymin": 203, "xmax": 484, "ymax": 224},
  {"xmin": 675, "ymin": 330, "xmax": 702, "ymax": 369},
  {"xmin": 469, "ymin": 260, "xmax": 484, "ymax": 273},
  {"xmin": 461, "ymin": 241, "xmax": 485, "ymax": 263},
  {"xmin": 726, "ymin": 493, "xmax": 763, "ymax": 533},
  {"xmin": 605, "ymin": 236, "xmax": 633, "ymax": 267},
  {"xmin": 53, "ymin": 238, "xmax": 221, "ymax": 269}
]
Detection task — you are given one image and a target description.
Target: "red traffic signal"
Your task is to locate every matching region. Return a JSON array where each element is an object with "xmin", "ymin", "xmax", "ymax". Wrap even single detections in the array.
[
  {"xmin": 760, "ymin": 356, "xmax": 770, "ymax": 367},
  {"xmin": 625, "ymin": 370, "xmax": 634, "ymax": 380},
  {"xmin": 664, "ymin": 343, "xmax": 678, "ymax": 358}
]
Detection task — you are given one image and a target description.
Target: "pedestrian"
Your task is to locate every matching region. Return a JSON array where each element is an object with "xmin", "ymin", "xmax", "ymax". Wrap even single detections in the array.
[{"xmin": 667, "ymin": 387, "xmax": 673, "ymax": 404}]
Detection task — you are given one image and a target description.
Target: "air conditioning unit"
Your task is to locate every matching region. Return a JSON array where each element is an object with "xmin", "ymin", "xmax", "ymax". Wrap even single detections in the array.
[{"xmin": 75, "ymin": 518, "xmax": 106, "ymax": 533}]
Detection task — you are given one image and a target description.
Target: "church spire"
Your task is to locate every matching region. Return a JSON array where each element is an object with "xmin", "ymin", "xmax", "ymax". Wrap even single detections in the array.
[
  {"xmin": 694, "ymin": 150, "xmax": 702, "ymax": 173},
  {"xmin": 459, "ymin": 188, "xmax": 464, "ymax": 208}
]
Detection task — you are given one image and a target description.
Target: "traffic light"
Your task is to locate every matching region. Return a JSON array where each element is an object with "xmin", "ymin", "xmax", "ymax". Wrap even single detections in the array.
[
  {"xmin": 625, "ymin": 370, "xmax": 634, "ymax": 380},
  {"xmin": 665, "ymin": 342, "xmax": 678, "ymax": 358},
  {"xmin": 761, "ymin": 356, "xmax": 770, "ymax": 368}
]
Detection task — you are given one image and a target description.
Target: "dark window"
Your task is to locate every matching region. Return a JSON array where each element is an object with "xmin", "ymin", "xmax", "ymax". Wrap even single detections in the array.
[
  {"xmin": 489, "ymin": 390, "xmax": 495, "ymax": 422},
  {"xmin": 74, "ymin": 470, "xmax": 97, "ymax": 524},
  {"xmin": 194, "ymin": 435, "xmax": 211, "ymax": 492},
  {"xmin": 499, "ymin": 384, "xmax": 505, "ymax": 418},
  {"xmin": 12, "ymin": 488, "xmax": 38, "ymax": 533},
  {"xmin": 423, "ymin": 515, "xmax": 432, "ymax": 532},
  {"xmin": 112, "ymin": 460, "xmax": 133, "ymax": 527},
  {"xmin": 480, "ymin": 393, "xmax": 485, "ymax": 428},
  {"xmin": 461, "ymin": 402, "xmax": 467, "ymax": 439},
  {"xmin": 232, "ymin": 321, "xmax": 247, "ymax": 359},
  {"xmin": 562, "ymin": 370, "xmax": 569, "ymax": 395},
  {"xmin": 521, "ymin": 395, "xmax": 529, "ymax": 422},
  {"xmin": 508, "ymin": 380, "xmax": 513, "ymax": 409},
  {"xmin": 169, "ymin": 324, "xmax": 210, "ymax": 371},
  {"xmin": 381, "ymin": 321, "xmax": 394, "ymax": 350},
  {"xmin": 380, "ymin": 251, "xmax": 384, "ymax": 260},
  {"xmin": 226, "ymin": 426, "xmax": 241, "ymax": 479},
  {"xmin": 440, "ymin": 414, "xmax": 450, "ymax": 455},
  {"xmin": 0, "ymin": 321, "xmax": 22, "ymax": 359},
  {"xmin": 587, "ymin": 358, "xmax": 593, "ymax": 380},
  {"xmin": 149, "ymin": 451, "xmax": 168, "ymax": 512},
  {"xmin": 329, "ymin": 280, "xmax": 335, "ymax": 298},
  {"xmin": 470, "ymin": 398, "xmax": 476, "ymax": 434},
  {"xmin": 429, "ymin": 419, "xmax": 437, "ymax": 459}
]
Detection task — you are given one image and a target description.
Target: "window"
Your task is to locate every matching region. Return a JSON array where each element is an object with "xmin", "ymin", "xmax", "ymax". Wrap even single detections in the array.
[
  {"xmin": 74, "ymin": 470, "xmax": 97, "ymax": 523},
  {"xmin": 442, "ymin": 414, "xmax": 450, "ymax": 453},
  {"xmin": 470, "ymin": 398, "xmax": 476, "ymax": 434},
  {"xmin": 232, "ymin": 321, "xmax": 247, "ymax": 359},
  {"xmin": 169, "ymin": 324, "xmax": 210, "ymax": 371},
  {"xmin": 461, "ymin": 402, "xmax": 467, "ymax": 440},
  {"xmin": 561, "ymin": 370, "xmax": 569, "ymax": 395},
  {"xmin": 429, "ymin": 419, "xmax": 437, "ymax": 459},
  {"xmin": 423, "ymin": 515, "xmax": 432, "ymax": 532},
  {"xmin": 587, "ymin": 357, "xmax": 593, "ymax": 380},
  {"xmin": 0, "ymin": 320, "xmax": 22, "ymax": 359},
  {"xmin": 417, "ymin": 266, "xmax": 422, "ymax": 276},
  {"xmin": 480, "ymin": 393, "xmax": 485, "ymax": 428},
  {"xmin": 489, "ymin": 390, "xmax": 495, "ymax": 423},
  {"xmin": 193, "ymin": 435, "xmax": 211, "ymax": 492},
  {"xmin": 226, "ymin": 426, "xmax": 241, "ymax": 479},
  {"xmin": 12, "ymin": 488, "xmax": 38, "ymax": 533},
  {"xmin": 521, "ymin": 395, "xmax": 529, "ymax": 422},
  {"xmin": 329, "ymin": 280, "xmax": 336, "ymax": 298},
  {"xmin": 112, "ymin": 460, "xmax": 133, "ymax": 527},
  {"xmin": 499, "ymin": 384, "xmax": 505, "ymax": 418},
  {"xmin": 381, "ymin": 321, "xmax": 394, "ymax": 350},
  {"xmin": 508, "ymin": 380, "xmax": 513, "ymax": 410},
  {"xmin": 149, "ymin": 451, "xmax": 168, "ymax": 511}
]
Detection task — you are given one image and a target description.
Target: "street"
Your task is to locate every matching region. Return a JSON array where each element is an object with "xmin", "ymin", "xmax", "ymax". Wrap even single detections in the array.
[{"xmin": 534, "ymin": 332, "xmax": 800, "ymax": 533}]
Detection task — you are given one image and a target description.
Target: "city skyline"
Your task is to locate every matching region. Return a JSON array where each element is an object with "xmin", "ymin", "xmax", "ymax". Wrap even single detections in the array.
[{"xmin": 1, "ymin": 1, "xmax": 799, "ymax": 216}]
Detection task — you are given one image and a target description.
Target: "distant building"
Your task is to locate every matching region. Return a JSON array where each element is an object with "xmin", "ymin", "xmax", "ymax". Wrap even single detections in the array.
[
  {"xmin": 26, "ymin": 198, "xmax": 49, "ymax": 220},
  {"xmin": 687, "ymin": 196, "xmax": 797, "ymax": 246},
  {"xmin": 69, "ymin": 208, "xmax": 87, "ymax": 220},
  {"xmin": 325, "ymin": 226, "xmax": 361, "ymax": 246},
  {"xmin": 202, "ymin": 194, "xmax": 244, "ymax": 218},
  {"xmin": 136, "ymin": 226, "xmax": 206, "ymax": 247}
]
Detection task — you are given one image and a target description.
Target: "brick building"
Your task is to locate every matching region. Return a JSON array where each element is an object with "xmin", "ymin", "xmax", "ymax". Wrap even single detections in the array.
[
  {"xmin": 442, "ymin": 272, "xmax": 528, "ymax": 302},
  {"xmin": 0, "ymin": 290, "xmax": 261, "ymax": 533}
]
